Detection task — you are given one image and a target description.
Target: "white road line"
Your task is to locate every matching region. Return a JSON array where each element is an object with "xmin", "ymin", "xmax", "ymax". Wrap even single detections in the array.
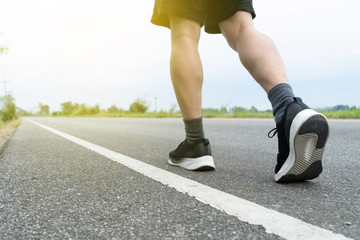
[{"xmin": 28, "ymin": 119, "xmax": 351, "ymax": 240}]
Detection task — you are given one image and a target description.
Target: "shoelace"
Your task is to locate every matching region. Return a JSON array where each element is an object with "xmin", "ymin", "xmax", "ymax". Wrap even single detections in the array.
[{"xmin": 268, "ymin": 127, "xmax": 278, "ymax": 138}]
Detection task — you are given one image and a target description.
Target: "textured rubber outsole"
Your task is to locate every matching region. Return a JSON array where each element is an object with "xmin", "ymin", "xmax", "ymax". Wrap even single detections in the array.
[
  {"xmin": 275, "ymin": 110, "xmax": 329, "ymax": 183},
  {"xmin": 277, "ymin": 161, "xmax": 322, "ymax": 183},
  {"xmin": 168, "ymin": 155, "xmax": 215, "ymax": 171}
]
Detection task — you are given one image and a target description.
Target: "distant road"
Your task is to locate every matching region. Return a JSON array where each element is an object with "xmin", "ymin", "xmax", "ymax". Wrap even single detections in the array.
[{"xmin": 0, "ymin": 117, "xmax": 359, "ymax": 239}]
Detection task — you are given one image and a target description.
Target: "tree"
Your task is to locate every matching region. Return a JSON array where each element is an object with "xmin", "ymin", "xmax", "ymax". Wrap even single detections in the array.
[
  {"xmin": 61, "ymin": 101, "xmax": 78, "ymax": 115},
  {"xmin": 74, "ymin": 103, "xmax": 100, "ymax": 115},
  {"xmin": 129, "ymin": 98, "xmax": 149, "ymax": 113},
  {"xmin": 77, "ymin": 103, "xmax": 89, "ymax": 115},
  {"xmin": 88, "ymin": 104, "xmax": 100, "ymax": 115},
  {"xmin": 0, "ymin": 45, "xmax": 13, "ymax": 122},
  {"xmin": 0, "ymin": 94, "xmax": 17, "ymax": 122},
  {"xmin": 249, "ymin": 106, "xmax": 258, "ymax": 112},
  {"xmin": 231, "ymin": 106, "xmax": 246, "ymax": 113},
  {"xmin": 107, "ymin": 104, "xmax": 123, "ymax": 113},
  {"xmin": 38, "ymin": 103, "xmax": 50, "ymax": 115}
]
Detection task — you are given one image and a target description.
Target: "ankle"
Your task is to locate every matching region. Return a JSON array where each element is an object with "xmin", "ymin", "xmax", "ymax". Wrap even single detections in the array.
[
  {"xmin": 268, "ymin": 83, "xmax": 295, "ymax": 124},
  {"xmin": 184, "ymin": 117, "xmax": 204, "ymax": 144}
]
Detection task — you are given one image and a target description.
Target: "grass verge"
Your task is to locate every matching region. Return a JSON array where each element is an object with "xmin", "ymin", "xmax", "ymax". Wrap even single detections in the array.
[
  {"xmin": 0, "ymin": 118, "xmax": 23, "ymax": 152},
  {"xmin": 21, "ymin": 109, "xmax": 360, "ymax": 119}
]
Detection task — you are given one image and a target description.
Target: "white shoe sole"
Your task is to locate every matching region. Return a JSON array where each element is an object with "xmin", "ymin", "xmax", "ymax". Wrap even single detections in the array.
[
  {"xmin": 275, "ymin": 109, "xmax": 330, "ymax": 182},
  {"xmin": 168, "ymin": 155, "xmax": 215, "ymax": 171}
]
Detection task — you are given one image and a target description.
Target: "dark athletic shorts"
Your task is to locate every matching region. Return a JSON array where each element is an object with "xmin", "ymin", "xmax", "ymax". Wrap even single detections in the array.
[{"xmin": 151, "ymin": 0, "xmax": 256, "ymax": 34}]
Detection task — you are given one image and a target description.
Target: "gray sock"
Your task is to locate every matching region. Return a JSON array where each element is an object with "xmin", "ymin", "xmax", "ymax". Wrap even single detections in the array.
[
  {"xmin": 184, "ymin": 117, "xmax": 204, "ymax": 144},
  {"xmin": 268, "ymin": 83, "xmax": 295, "ymax": 124}
]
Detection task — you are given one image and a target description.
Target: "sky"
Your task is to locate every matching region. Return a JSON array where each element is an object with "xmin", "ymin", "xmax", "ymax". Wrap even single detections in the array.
[{"xmin": 0, "ymin": 0, "xmax": 359, "ymax": 113}]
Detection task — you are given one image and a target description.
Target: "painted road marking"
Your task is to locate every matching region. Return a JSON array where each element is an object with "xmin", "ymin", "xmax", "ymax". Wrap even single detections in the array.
[{"xmin": 28, "ymin": 119, "xmax": 352, "ymax": 240}]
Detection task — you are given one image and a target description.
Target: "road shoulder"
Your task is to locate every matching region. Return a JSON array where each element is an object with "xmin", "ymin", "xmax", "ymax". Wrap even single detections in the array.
[{"xmin": 0, "ymin": 118, "xmax": 22, "ymax": 152}]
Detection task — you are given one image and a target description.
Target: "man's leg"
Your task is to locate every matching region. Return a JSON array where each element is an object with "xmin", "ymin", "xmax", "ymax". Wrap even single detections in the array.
[
  {"xmin": 167, "ymin": 15, "xmax": 215, "ymax": 171},
  {"xmin": 219, "ymin": 11, "xmax": 295, "ymax": 123},
  {"xmin": 219, "ymin": 11, "xmax": 288, "ymax": 93},
  {"xmin": 169, "ymin": 15, "xmax": 205, "ymax": 144},
  {"xmin": 169, "ymin": 16, "xmax": 204, "ymax": 143},
  {"xmin": 169, "ymin": 15, "xmax": 202, "ymax": 120},
  {"xmin": 219, "ymin": 11, "xmax": 329, "ymax": 182}
]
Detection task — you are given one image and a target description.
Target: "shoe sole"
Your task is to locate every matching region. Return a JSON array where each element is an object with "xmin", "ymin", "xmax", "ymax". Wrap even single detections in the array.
[
  {"xmin": 168, "ymin": 155, "xmax": 215, "ymax": 171},
  {"xmin": 275, "ymin": 109, "xmax": 329, "ymax": 183}
]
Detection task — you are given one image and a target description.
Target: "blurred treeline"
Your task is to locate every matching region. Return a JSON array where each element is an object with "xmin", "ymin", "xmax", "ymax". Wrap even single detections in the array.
[
  {"xmin": 17, "ymin": 98, "xmax": 181, "ymax": 118},
  {"xmin": 16, "ymin": 98, "xmax": 360, "ymax": 119}
]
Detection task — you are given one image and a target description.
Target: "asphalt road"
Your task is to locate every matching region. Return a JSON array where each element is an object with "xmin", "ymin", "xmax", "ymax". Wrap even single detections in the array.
[{"xmin": 0, "ymin": 117, "xmax": 359, "ymax": 239}]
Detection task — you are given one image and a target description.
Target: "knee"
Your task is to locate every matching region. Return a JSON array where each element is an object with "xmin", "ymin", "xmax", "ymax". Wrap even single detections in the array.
[
  {"xmin": 219, "ymin": 11, "xmax": 254, "ymax": 51},
  {"xmin": 169, "ymin": 15, "xmax": 201, "ymax": 43},
  {"xmin": 222, "ymin": 29, "xmax": 241, "ymax": 51}
]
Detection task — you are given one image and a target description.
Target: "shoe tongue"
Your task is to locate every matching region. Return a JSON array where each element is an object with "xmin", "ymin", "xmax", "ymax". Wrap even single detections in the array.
[{"xmin": 293, "ymin": 97, "xmax": 302, "ymax": 103}]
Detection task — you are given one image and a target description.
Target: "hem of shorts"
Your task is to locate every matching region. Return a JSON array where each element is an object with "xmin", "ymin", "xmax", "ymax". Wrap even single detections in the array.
[
  {"xmin": 151, "ymin": 7, "xmax": 204, "ymax": 30},
  {"xmin": 205, "ymin": 4, "xmax": 256, "ymax": 34}
]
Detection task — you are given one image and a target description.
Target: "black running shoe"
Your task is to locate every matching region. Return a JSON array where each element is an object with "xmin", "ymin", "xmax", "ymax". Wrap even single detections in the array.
[
  {"xmin": 168, "ymin": 138, "xmax": 215, "ymax": 171},
  {"xmin": 268, "ymin": 97, "xmax": 330, "ymax": 183}
]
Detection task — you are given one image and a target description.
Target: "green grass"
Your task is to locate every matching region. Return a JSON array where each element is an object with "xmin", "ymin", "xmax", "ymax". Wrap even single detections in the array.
[
  {"xmin": 318, "ymin": 110, "xmax": 360, "ymax": 119},
  {"xmin": 201, "ymin": 111, "xmax": 273, "ymax": 118},
  {"xmin": 0, "ymin": 118, "xmax": 23, "ymax": 152},
  {"xmin": 47, "ymin": 111, "xmax": 183, "ymax": 118},
  {"xmin": 21, "ymin": 109, "xmax": 360, "ymax": 119}
]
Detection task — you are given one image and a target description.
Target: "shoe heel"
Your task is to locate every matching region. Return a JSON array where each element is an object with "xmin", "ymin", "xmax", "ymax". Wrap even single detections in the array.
[
  {"xmin": 299, "ymin": 114, "xmax": 329, "ymax": 149},
  {"xmin": 276, "ymin": 111, "xmax": 329, "ymax": 183}
]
